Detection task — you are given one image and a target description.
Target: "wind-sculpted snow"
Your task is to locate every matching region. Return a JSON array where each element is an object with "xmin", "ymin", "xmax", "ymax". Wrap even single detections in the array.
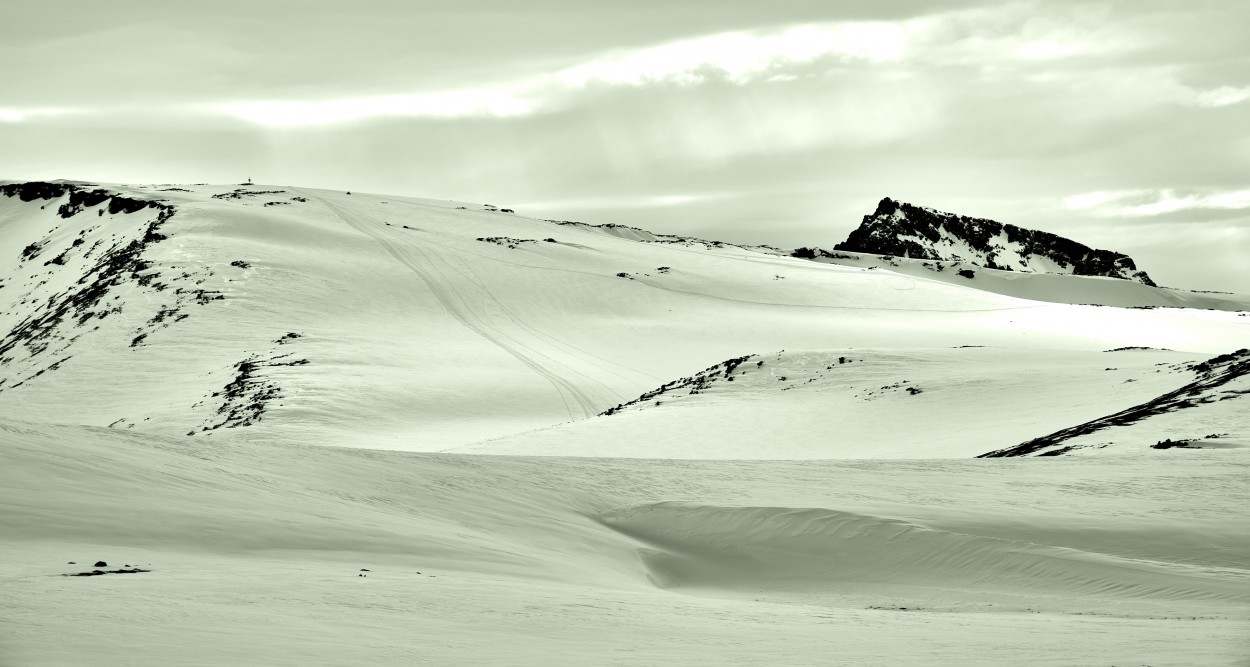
[
  {"xmin": 832, "ymin": 197, "xmax": 1156, "ymax": 285},
  {"xmin": 4, "ymin": 423, "xmax": 1249, "ymax": 664},
  {"xmin": 601, "ymin": 502, "xmax": 1248, "ymax": 605}
]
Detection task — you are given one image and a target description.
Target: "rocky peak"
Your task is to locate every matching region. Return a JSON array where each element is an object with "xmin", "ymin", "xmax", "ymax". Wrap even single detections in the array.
[{"xmin": 833, "ymin": 198, "xmax": 1156, "ymax": 285}]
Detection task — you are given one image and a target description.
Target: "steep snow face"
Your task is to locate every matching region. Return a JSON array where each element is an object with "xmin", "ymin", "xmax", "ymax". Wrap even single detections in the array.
[{"xmin": 833, "ymin": 197, "xmax": 1157, "ymax": 285}]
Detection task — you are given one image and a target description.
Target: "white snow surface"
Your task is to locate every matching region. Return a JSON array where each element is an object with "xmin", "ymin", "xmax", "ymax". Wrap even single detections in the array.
[
  {"xmin": 2, "ymin": 182, "xmax": 1246, "ymax": 452},
  {"xmin": 3, "ymin": 423, "xmax": 1248, "ymax": 666},
  {"xmin": 454, "ymin": 346, "xmax": 1250, "ymax": 458},
  {"xmin": 2, "ymin": 182, "xmax": 1249, "ymax": 665}
]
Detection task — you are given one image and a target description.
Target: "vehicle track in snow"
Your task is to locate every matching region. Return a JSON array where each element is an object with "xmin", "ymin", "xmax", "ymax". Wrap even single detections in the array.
[
  {"xmin": 307, "ymin": 192, "xmax": 610, "ymax": 421},
  {"xmin": 374, "ymin": 223, "xmax": 628, "ymax": 409},
  {"xmin": 432, "ymin": 247, "xmax": 655, "ymax": 388}
]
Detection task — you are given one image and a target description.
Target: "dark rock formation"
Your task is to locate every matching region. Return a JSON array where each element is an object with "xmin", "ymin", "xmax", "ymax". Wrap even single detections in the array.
[
  {"xmin": 832, "ymin": 197, "xmax": 1155, "ymax": 285},
  {"xmin": 0, "ymin": 185, "xmax": 176, "ymax": 365},
  {"xmin": 68, "ymin": 567, "xmax": 149, "ymax": 577},
  {"xmin": 196, "ymin": 352, "xmax": 309, "ymax": 432},
  {"xmin": 0, "ymin": 181, "xmax": 230, "ymax": 393},
  {"xmin": 601, "ymin": 354, "xmax": 753, "ymax": 416},
  {"xmin": 476, "ymin": 237, "xmax": 536, "ymax": 249},
  {"xmin": 979, "ymin": 349, "xmax": 1250, "ymax": 457},
  {"xmin": 212, "ymin": 188, "xmax": 286, "ymax": 200},
  {"xmin": 1151, "ymin": 438, "xmax": 1197, "ymax": 450},
  {"xmin": 0, "ymin": 181, "xmax": 162, "ymax": 220}
]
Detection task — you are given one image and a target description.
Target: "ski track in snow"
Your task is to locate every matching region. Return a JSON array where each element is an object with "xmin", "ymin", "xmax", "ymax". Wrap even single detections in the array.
[
  {"xmin": 3, "ymin": 183, "xmax": 1249, "ymax": 666},
  {"xmin": 389, "ymin": 230, "xmax": 668, "ymax": 386},
  {"xmin": 309, "ymin": 191, "xmax": 613, "ymax": 421}
]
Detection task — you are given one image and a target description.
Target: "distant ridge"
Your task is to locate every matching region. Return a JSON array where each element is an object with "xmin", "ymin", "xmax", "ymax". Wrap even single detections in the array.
[{"xmin": 834, "ymin": 197, "xmax": 1156, "ymax": 285}]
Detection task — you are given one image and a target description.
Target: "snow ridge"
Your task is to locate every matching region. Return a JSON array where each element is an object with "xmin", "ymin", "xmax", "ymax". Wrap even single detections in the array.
[
  {"xmin": 979, "ymin": 348, "xmax": 1250, "ymax": 457},
  {"xmin": 0, "ymin": 182, "xmax": 196, "ymax": 387}
]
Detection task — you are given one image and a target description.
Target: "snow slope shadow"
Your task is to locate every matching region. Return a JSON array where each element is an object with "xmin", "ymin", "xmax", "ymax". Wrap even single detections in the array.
[{"xmin": 598, "ymin": 502, "xmax": 1250, "ymax": 612}]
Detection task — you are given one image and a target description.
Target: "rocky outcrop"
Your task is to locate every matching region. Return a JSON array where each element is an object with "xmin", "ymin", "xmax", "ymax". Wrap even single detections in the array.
[
  {"xmin": 600, "ymin": 354, "xmax": 754, "ymax": 416},
  {"xmin": 0, "ymin": 181, "xmax": 165, "ymax": 219},
  {"xmin": 0, "ymin": 181, "xmax": 224, "ymax": 392},
  {"xmin": 832, "ymin": 198, "xmax": 1155, "ymax": 285},
  {"xmin": 978, "ymin": 349, "xmax": 1250, "ymax": 457},
  {"xmin": 0, "ymin": 184, "xmax": 175, "ymax": 369}
]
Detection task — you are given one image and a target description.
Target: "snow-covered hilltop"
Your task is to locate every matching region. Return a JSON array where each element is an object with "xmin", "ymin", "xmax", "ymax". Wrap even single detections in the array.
[
  {"xmin": 3, "ymin": 179, "xmax": 1250, "ymax": 666},
  {"xmin": 0, "ymin": 179, "xmax": 1246, "ymax": 455},
  {"xmin": 833, "ymin": 197, "xmax": 1156, "ymax": 285}
]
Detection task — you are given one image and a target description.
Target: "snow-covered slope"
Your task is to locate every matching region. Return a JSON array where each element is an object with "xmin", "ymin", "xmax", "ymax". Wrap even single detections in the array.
[
  {"xmin": 3, "ymin": 422, "xmax": 1248, "ymax": 666},
  {"xmin": 792, "ymin": 247, "xmax": 1250, "ymax": 310},
  {"xmin": 830, "ymin": 197, "xmax": 1157, "ymax": 284},
  {"xmin": 456, "ymin": 346, "xmax": 1250, "ymax": 458},
  {"xmin": 979, "ymin": 347, "xmax": 1250, "ymax": 457},
  {"xmin": 4, "ymin": 180, "xmax": 1250, "ymax": 666},
  {"xmin": 2, "ymin": 181, "xmax": 1246, "ymax": 454}
]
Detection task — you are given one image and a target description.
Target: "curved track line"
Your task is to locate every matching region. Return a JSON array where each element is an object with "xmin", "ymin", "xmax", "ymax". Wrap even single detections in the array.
[
  {"xmin": 308, "ymin": 192, "xmax": 604, "ymax": 420},
  {"xmin": 390, "ymin": 235, "xmax": 605, "ymax": 416},
  {"xmin": 367, "ymin": 221, "xmax": 622, "ymax": 413},
  {"xmin": 433, "ymin": 248, "xmax": 653, "ymax": 389},
  {"xmin": 360, "ymin": 203, "xmax": 649, "ymax": 393}
]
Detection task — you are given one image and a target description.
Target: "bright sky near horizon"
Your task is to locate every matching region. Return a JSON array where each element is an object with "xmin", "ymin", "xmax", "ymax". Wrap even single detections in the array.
[{"xmin": 2, "ymin": 0, "xmax": 1247, "ymax": 292}]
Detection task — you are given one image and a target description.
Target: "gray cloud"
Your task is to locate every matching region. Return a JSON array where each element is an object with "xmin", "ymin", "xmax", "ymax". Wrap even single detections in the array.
[{"xmin": 2, "ymin": 1, "xmax": 1247, "ymax": 293}]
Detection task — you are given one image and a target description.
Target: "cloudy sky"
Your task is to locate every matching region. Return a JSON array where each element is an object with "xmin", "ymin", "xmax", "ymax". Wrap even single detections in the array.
[{"xmin": 3, "ymin": 0, "xmax": 1247, "ymax": 292}]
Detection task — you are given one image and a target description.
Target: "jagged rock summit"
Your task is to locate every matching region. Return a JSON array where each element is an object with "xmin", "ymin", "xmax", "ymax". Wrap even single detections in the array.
[{"xmin": 834, "ymin": 197, "xmax": 1156, "ymax": 285}]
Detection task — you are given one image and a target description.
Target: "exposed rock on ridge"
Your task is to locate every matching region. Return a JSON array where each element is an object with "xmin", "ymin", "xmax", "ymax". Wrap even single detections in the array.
[
  {"xmin": 0, "ymin": 181, "xmax": 223, "ymax": 392},
  {"xmin": 978, "ymin": 348, "xmax": 1250, "ymax": 457},
  {"xmin": 833, "ymin": 197, "xmax": 1156, "ymax": 285}
]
